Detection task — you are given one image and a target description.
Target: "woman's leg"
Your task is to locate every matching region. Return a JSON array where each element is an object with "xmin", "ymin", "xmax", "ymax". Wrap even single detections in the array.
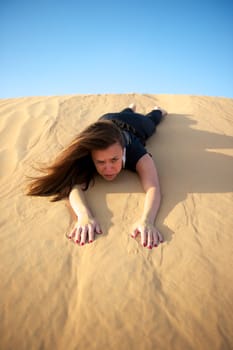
[
  {"xmin": 120, "ymin": 103, "xmax": 136, "ymax": 114},
  {"xmin": 146, "ymin": 107, "xmax": 167, "ymax": 126}
]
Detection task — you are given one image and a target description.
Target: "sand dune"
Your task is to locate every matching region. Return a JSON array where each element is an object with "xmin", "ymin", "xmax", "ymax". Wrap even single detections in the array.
[{"xmin": 0, "ymin": 93, "xmax": 233, "ymax": 350}]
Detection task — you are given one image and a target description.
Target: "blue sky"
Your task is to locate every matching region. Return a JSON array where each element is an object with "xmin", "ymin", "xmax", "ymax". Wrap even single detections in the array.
[{"xmin": 1, "ymin": 0, "xmax": 233, "ymax": 98}]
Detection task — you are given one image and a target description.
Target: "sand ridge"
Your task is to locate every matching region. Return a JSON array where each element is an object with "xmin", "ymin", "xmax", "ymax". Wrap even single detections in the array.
[{"xmin": 0, "ymin": 93, "xmax": 233, "ymax": 350}]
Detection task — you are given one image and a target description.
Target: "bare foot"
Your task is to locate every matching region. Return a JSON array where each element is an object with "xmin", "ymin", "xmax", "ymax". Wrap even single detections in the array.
[
  {"xmin": 128, "ymin": 103, "xmax": 136, "ymax": 112},
  {"xmin": 153, "ymin": 106, "xmax": 167, "ymax": 117}
]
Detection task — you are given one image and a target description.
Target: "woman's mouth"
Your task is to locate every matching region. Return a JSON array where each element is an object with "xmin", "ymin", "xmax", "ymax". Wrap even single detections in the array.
[{"xmin": 103, "ymin": 174, "xmax": 116, "ymax": 180}]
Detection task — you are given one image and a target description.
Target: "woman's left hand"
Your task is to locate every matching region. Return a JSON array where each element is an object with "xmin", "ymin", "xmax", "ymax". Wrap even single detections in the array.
[{"xmin": 131, "ymin": 220, "xmax": 163, "ymax": 249}]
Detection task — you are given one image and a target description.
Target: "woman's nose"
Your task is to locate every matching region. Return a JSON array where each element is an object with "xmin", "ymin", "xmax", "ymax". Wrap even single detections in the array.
[{"xmin": 105, "ymin": 163, "xmax": 113, "ymax": 171}]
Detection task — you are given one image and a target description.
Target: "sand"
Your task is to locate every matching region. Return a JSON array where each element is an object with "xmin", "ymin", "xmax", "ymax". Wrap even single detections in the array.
[{"xmin": 0, "ymin": 93, "xmax": 233, "ymax": 350}]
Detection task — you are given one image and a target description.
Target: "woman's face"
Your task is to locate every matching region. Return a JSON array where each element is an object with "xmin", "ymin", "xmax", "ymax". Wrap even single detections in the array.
[{"xmin": 91, "ymin": 142, "xmax": 124, "ymax": 181}]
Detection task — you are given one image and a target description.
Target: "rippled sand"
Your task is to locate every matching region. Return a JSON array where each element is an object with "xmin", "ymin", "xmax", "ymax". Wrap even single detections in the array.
[{"xmin": 0, "ymin": 93, "xmax": 233, "ymax": 350}]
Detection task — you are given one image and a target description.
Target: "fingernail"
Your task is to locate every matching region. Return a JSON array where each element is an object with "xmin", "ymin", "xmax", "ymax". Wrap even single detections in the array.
[
  {"xmin": 131, "ymin": 234, "xmax": 135, "ymax": 238},
  {"xmin": 148, "ymin": 246, "xmax": 152, "ymax": 249},
  {"xmin": 80, "ymin": 242, "xmax": 85, "ymax": 246},
  {"xmin": 154, "ymin": 244, "xmax": 158, "ymax": 247},
  {"xmin": 75, "ymin": 240, "xmax": 80, "ymax": 244},
  {"xmin": 143, "ymin": 242, "xmax": 147, "ymax": 247},
  {"xmin": 89, "ymin": 240, "xmax": 93, "ymax": 244}
]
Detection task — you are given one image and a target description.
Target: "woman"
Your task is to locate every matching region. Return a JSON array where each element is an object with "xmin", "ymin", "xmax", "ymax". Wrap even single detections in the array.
[{"xmin": 27, "ymin": 103, "xmax": 167, "ymax": 249}]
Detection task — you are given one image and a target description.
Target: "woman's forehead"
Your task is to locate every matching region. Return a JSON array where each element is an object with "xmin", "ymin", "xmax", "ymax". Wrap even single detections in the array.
[{"xmin": 91, "ymin": 143, "xmax": 123, "ymax": 160}]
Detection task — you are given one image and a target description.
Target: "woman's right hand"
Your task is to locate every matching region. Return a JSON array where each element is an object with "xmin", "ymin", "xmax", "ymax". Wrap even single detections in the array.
[{"xmin": 67, "ymin": 216, "xmax": 102, "ymax": 245}]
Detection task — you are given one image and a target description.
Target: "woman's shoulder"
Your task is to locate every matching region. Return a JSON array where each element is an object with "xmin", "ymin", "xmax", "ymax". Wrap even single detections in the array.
[{"xmin": 125, "ymin": 136, "xmax": 148, "ymax": 172}]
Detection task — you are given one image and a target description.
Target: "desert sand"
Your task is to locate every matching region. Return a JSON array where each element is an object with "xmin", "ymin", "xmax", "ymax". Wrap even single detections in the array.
[{"xmin": 0, "ymin": 93, "xmax": 233, "ymax": 350}]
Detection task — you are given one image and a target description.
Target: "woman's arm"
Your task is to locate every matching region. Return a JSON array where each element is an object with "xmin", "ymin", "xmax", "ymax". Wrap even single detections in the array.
[
  {"xmin": 68, "ymin": 185, "xmax": 102, "ymax": 245},
  {"xmin": 132, "ymin": 154, "xmax": 163, "ymax": 249}
]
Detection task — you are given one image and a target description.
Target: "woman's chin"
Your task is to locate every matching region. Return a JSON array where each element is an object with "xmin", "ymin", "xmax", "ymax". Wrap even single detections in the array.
[{"xmin": 102, "ymin": 174, "xmax": 117, "ymax": 181}]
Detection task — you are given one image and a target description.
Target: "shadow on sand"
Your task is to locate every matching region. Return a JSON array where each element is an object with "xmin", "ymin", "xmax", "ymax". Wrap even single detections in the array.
[{"xmin": 150, "ymin": 113, "xmax": 233, "ymax": 241}]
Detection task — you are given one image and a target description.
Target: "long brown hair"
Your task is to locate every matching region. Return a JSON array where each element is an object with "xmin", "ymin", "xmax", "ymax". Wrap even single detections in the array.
[{"xmin": 26, "ymin": 120, "xmax": 124, "ymax": 201}]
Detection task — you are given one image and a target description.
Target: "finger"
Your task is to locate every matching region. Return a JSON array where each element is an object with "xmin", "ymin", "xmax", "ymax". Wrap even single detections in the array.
[
  {"xmin": 88, "ymin": 224, "xmax": 94, "ymax": 243},
  {"xmin": 67, "ymin": 227, "xmax": 76, "ymax": 240},
  {"xmin": 74, "ymin": 226, "xmax": 82, "ymax": 244},
  {"xmin": 140, "ymin": 228, "xmax": 147, "ymax": 247},
  {"xmin": 152, "ymin": 231, "xmax": 159, "ymax": 247},
  {"xmin": 153, "ymin": 230, "xmax": 163, "ymax": 247},
  {"xmin": 131, "ymin": 228, "xmax": 140, "ymax": 239},
  {"xmin": 95, "ymin": 223, "xmax": 102, "ymax": 234},
  {"xmin": 157, "ymin": 230, "xmax": 164, "ymax": 243},
  {"xmin": 147, "ymin": 230, "xmax": 153, "ymax": 249},
  {"xmin": 80, "ymin": 225, "xmax": 88, "ymax": 245}
]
